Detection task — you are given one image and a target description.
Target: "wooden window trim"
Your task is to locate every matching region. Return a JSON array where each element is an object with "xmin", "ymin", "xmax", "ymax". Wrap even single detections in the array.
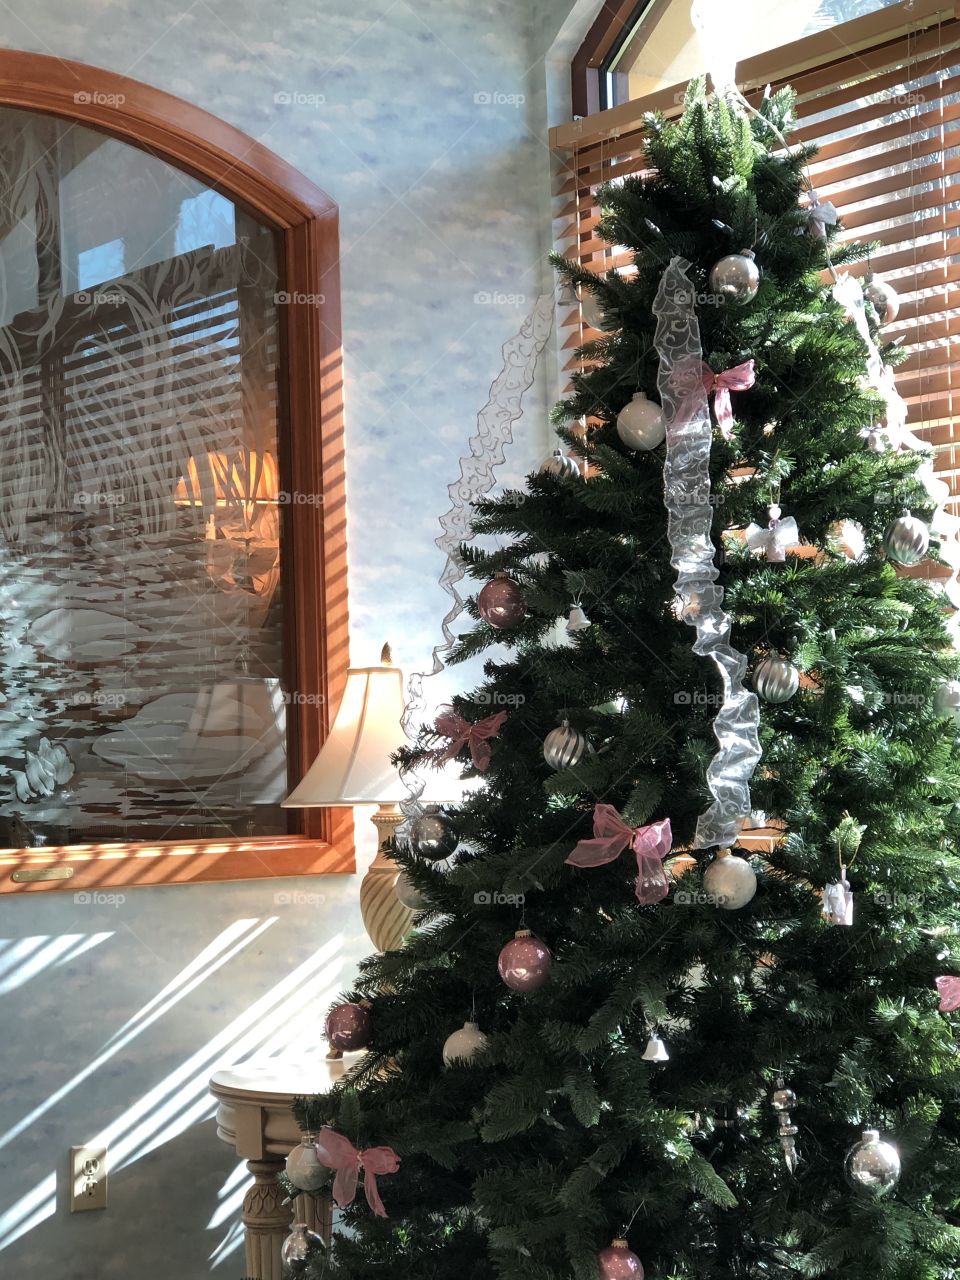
[{"xmin": 0, "ymin": 50, "xmax": 354, "ymax": 894}]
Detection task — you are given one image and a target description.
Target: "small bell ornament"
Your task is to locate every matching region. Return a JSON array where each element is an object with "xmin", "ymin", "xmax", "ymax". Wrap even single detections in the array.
[
  {"xmin": 865, "ymin": 277, "xmax": 900, "ymax": 325},
  {"xmin": 641, "ymin": 1032, "xmax": 669, "ymax": 1062},
  {"xmin": 285, "ymin": 1134, "xmax": 327, "ymax": 1192},
  {"xmin": 442, "ymin": 1019, "xmax": 489, "ymax": 1066},
  {"xmin": 770, "ymin": 1077, "xmax": 800, "ymax": 1173},
  {"xmin": 478, "ymin": 572, "xmax": 525, "ymax": 628},
  {"xmin": 844, "ymin": 1128, "xmax": 901, "ymax": 1196},
  {"xmin": 280, "ymin": 1223, "xmax": 326, "ymax": 1277},
  {"xmin": 934, "ymin": 678, "xmax": 960, "ymax": 723},
  {"xmin": 616, "ymin": 392, "xmax": 665, "ymax": 451},
  {"xmin": 543, "ymin": 719, "xmax": 588, "ymax": 770},
  {"xmin": 395, "ymin": 870, "xmax": 429, "ymax": 910},
  {"xmin": 883, "ymin": 509, "xmax": 929, "ymax": 566},
  {"xmin": 409, "ymin": 809, "xmax": 460, "ymax": 861},
  {"xmin": 597, "ymin": 1239, "xmax": 644, "ymax": 1280},
  {"xmin": 822, "ymin": 868, "xmax": 853, "ymax": 926},
  {"xmin": 498, "ymin": 929, "xmax": 552, "ymax": 992},
  {"xmin": 745, "ymin": 503, "xmax": 799, "ymax": 563},
  {"xmin": 325, "ymin": 1001, "xmax": 372, "ymax": 1052},
  {"xmin": 703, "ymin": 847, "xmax": 758, "ymax": 910},
  {"xmin": 754, "ymin": 655, "xmax": 800, "ymax": 704},
  {"xmin": 566, "ymin": 603, "xmax": 591, "ymax": 634},
  {"xmin": 540, "ymin": 448, "xmax": 580, "ymax": 480},
  {"xmin": 708, "ymin": 248, "xmax": 760, "ymax": 304}
]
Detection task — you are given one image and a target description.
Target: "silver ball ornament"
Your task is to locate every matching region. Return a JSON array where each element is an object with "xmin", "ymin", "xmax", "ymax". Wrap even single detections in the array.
[
  {"xmin": 578, "ymin": 285, "xmax": 609, "ymax": 331},
  {"xmin": 540, "ymin": 448, "xmax": 580, "ymax": 480},
  {"xmin": 883, "ymin": 510, "xmax": 929, "ymax": 566},
  {"xmin": 844, "ymin": 1128, "xmax": 901, "ymax": 1196},
  {"xmin": 280, "ymin": 1223, "xmax": 326, "ymax": 1277},
  {"xmin": 934, "ymin": 679, "xmax": 960, "ymax": 723},
  {"xmin": 284, "ymin": 1135, "xmax": 326, "ymax": 1192},
  {"xmin": 703, "ymin": 849, "xmax": 758, "ymax": 910},
  {"xmin": 708, "ymin": 249, "xmax": 760, "ymax": 304},
  {"xmin": 616, "ymin": 392, "xmax": 665, "ymax": 451},
  {"xmin": 442, "ymin": 1019, "xmax": 489, "ymax": 1066},
  {"xmin": 409, "ymin": 811, "xmax": 459, "ymax": 862},
  {"xmin": 754, "ymin": 655, "xmax": 800, "ymax": 704},
  {"xmin": 395, "ymin": 870, "xmax": 429, "ymax": 910},
  {"xmin": 865, "ymin": 278, "xmax": 899, "ymax": 325},
  {"xmin": 771, "ymin": 1087, "xmax": 797, "ymax": 1112},
  {"xmin": 543, "ymin": 719, "xmax": 587, "ymax": 770}
]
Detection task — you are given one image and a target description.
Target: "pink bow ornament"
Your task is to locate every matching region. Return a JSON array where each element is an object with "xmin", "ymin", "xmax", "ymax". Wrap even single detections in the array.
[
  {"xmin": 702, "ymin": 360, "xmax": 755, "ymax": 440},
  {"xmin": 936, "ymin": 975, "xmax": 960, "ymax": 1012},
  {"xmin": 566, "ymin": 804, "xmax": 673, "ymax": 904},
  {"xmin": 314, "ymin": 1127, "xmax": 400, "ymax": 1217},
  {"xmin": 745, "ymin": 504, "xmax": 799, "ymax": 563},
  {"xmin": 432, "ymin": 707, "xmax": 506, "ymax": 772}
]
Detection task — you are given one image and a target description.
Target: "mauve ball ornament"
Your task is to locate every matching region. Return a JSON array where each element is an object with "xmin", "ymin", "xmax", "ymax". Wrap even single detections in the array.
[
  {"xmin": 409, "ymin": 810, "xmax": 460, "ymax": 862},
  {"xmin": 325, "ymin": 1001, "xmax": 372, "ymax": 1052},
  {"xmin": 883, "ymin": 509, "xmax": 929, "ymax": 566},
  {"xmin": 598, "ymin": 1239, "xmax": 644, "ymax": 1280},
  {"xmin": 754, "ymin": 655, "xmax": 800, "ymax": 704},
  {"xmin": 844, "ymin": 1129, "xmax": 901, "ymax": 1196},
  {"xmin": 934, "ymin": 679, "xmax": 960, "ymax": 723},
  {"xmin": 540, "ymin": 448, "xmax": 581, "ymax": 480},
  {"xmin": 442, "ymin": 1019, "xmax": 489, "ymax": 1066},
  {"xmin": 703, "ymin": 848, "xmax": 758, "ymax": 910},
  {"xmin": 284, "ymin": 1134, "xmax": 326, "ymax": 1192},
  {"xmin": 543, "ymin": 719, "xmax": 588, "ymax": 770},
  {"xmin": 865, "ymin": 277, "xmax": 900, "ymax": 325},
  {"xmin": 616, "ymin": 392, "xmax": 666, "ymax": 451},
  {"xmin": 498, "ymin": 929, "xmax": 552, "ymax": 992},
  {"xmin": 708, "ymin": 248, "xmax": 760, "ymax": 304},
  {"xmin": 281, "ymin": 1223, "xmax": 326, "ymax": 1278},
  {"xmin": 478, "ymin": 572, "xmax": 525, "ymax": 629}
]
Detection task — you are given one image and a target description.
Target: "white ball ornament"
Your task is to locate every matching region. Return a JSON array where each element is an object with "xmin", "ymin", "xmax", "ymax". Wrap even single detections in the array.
[
  {"xmin": 703, "ymin": 848, "xmax": 758, "ymax": 910},
  {"xmin": 284, "ymin": 1135, "xmax": 326, "ymax": 1192},
  {"xmin": 442, "ymin": 1020, "xmax": 489, "ymax": 1066},
  {"xmin": 865, "ymin": 278, "xmax": 900, "ymax": 325},
  {"xmin": 934, "ymin": 679, "xmax": 960, "ymax": 723},
  {"xmin": 616, "ymin": 393, "xmax": 666, "ymax": 451}
]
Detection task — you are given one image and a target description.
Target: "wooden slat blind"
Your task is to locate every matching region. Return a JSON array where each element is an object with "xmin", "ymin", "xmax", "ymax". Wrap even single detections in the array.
[{"xmin": 550, "ymin": 0, "xmax": 960, "ymax": 510}]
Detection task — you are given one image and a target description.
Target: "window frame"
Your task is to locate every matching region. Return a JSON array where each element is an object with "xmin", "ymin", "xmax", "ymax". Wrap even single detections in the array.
[{"xmin": 0, "ymin": 50, "xmax": 354, "ymax": 894}]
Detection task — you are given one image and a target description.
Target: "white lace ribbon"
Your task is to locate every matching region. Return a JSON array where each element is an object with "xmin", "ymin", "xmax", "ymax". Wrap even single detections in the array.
[{"xmin": 653, "ymin": 256, "xmax": 762, "ymax": 848}]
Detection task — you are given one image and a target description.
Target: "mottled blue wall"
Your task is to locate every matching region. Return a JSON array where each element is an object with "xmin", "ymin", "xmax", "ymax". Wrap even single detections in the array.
[{"xmin": 0, "ymin": 0, "xmax": 582, "ymax": 1274}]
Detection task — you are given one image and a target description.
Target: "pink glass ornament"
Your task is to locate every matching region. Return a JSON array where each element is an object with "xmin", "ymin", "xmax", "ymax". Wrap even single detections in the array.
[
  {"xmin": 598, "ymin": 1239, "xmax": 644, "ymax": 1280},
  {"xmin": 325, "ymin": 1001, "xmax": 372, "ymax": 1051},
  {"xmin": 498, "ymin": 929, "xmax": 552, "ymax": 991},
  {"xmin": 936, "ymin": 975, "xmax": 960, "ymax": 1012},
  {"xmin": 478, "ymin": 573, "xmax": 525, "ymax": 629}
]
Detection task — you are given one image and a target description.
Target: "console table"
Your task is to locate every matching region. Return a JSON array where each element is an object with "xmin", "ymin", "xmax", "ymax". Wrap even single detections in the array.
[{"xmin": 210, "ymin": 1057, "xmax": 353, "ymax": 1279}]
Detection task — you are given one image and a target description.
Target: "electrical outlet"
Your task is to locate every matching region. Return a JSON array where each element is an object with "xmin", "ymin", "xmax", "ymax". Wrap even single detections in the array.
[{"xmin": 70, "ymin": 1145, "xmax": 107, "ymax": 1212}]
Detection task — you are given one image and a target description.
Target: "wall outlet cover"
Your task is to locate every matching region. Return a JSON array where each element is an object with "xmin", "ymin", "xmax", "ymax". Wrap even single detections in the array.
[{"xmin": 70, "ymin": 1144, "xmax": 107, "ymax": 1212}]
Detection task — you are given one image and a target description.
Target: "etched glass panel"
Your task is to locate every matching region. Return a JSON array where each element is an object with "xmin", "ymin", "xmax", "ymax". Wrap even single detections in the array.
[{"xmin": 0, "ymin": 108, "xmax": 287, "ymax": 848}]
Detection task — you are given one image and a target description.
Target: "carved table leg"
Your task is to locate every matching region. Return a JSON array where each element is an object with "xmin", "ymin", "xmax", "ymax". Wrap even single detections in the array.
[
  {"xmin": 294, "ymin": 1191, "xmax": 333, "ymax": 1241},
  {"xmin": 242, "ymin": 1156, "xmax": 293, "ymax": 1280}
]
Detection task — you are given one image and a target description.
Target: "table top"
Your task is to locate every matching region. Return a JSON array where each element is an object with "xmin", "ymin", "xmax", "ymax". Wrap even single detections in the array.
[{"xmin": 210, "ymin": 1054, "xmax": 363, "ymax": 1105}]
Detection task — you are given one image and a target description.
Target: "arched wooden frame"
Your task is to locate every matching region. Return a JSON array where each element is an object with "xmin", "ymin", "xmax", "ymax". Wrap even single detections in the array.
[{"xmin": 0, "ymin": 51, "xmax": 353, "ymax": 893}]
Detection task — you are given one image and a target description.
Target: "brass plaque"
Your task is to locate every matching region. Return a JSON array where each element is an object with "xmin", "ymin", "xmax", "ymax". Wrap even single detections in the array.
[{"xmin": 11, "ymin": 866, "xmax": 74, "ymax": 883}]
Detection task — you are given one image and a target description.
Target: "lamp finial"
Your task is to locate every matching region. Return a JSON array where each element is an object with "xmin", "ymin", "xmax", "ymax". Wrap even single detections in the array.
[{"xmin": 380, "ymin": 642, "xmax": 393, "ymax": 665}]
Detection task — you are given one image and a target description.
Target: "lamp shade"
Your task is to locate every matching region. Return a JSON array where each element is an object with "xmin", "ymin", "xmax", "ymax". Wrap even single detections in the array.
[{"xmin": 282, "ymin": 662, "xmax": 408, "ymax": 806}]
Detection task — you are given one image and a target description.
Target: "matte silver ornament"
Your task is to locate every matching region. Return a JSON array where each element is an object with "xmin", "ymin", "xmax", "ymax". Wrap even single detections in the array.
[
  {"xmin": 934, "ymin": 678, "xmax": 960, "ymax": 723},
  {"xmin": 281, "ymin": 1222, "xmax": 326, "ymax": 1277},
  {"xmin": 865, "ymin": 277, "xmax": 899, "ymax": 325},
  {"xmin": 540, "ymin": 448, "xmax": 580, "ymax": 480},
  {"xmin": 883, "ymin": 509, "xmax": 929, "ymax": 566},
  {"xmin": 409, "ymin": 810, "xmax": 459, "ymax": 861},
  {"xmin": 753, "ymin": 655, "xmax": 800, "ymax": 704},
  {"xmin": 395, "ymin": 869, "xmax": 429, "ymax": 910},
  {"xmin": 703, "ymin": 847, "xmax": 757, "ymax": 909},
  {"xmin": 616, "ymin": 392, "xmax": 665, "ymax": 450},
  {"xmin": 284, "ymin": 1135, "xmax": 326, "ymax": 1192},
  {"xmin": 844, "ymin": 1128, "xmax": 900, "ymax": 1196},
  {"xmin": 442, "ymin": 1019, "xmax": 489, "ymax": 1066},
  {"xmin": 543, "ymin": 719, "xmax": 587, "ymax": 770},
  {"xmin": 708, "ymin": 249, "xmax": 760, "ymax": 304}
]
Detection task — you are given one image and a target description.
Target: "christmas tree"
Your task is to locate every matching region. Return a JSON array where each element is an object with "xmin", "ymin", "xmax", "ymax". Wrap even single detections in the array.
[{"xmin": 285, "ymin": 83, "xmax": 960, "ymax": 1280}]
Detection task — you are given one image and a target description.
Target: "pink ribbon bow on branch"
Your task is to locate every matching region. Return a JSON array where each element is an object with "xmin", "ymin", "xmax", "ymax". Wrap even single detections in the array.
[
  {"xmin": 314, "ymin": 1127, "xmax": 400, "ymax": 1217},
  {"xmin": 936, "ymin": 975, "xmax": 960, "ymax": 1012},
  {"xmin": 566, "ymin": 804, "xmax": 673, "ymax": 904},
  {"xmin": 702, "ymin": 359, "xmax": 755, "ymax": 440},
  {"xmin": 432, "ymin": 707, "xmax": 506, "ymax": 772}
]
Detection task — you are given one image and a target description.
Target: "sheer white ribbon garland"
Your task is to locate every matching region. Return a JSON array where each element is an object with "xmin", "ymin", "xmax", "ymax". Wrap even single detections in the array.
[{"xmin": 653, "ymin": 256, "xmax": 762, "ymax": 848}]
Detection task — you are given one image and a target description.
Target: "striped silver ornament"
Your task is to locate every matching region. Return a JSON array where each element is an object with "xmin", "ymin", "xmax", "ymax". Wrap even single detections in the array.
[
  {"xmin": 539, "ymin": 449, "xmax": 580, "ymax": 480},
  {"xmin": 753, "ymin": 655, "xmax": 800, "ymax": 704},
  {"xmin": 543, "ymin": 719, "xmax": 587, "ymax": 770},
  {"xmin": 883, "ymin": 509, "xmax": 929, "ymax": 566}
]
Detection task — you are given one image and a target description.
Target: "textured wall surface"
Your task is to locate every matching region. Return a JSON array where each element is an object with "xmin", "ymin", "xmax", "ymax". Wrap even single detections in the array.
[{"xmin": 0, "ymin": 0, "xmax": 585, "ymax": 1273}]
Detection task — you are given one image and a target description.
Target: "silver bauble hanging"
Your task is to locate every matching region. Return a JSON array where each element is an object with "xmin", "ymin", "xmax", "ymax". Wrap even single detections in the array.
[
  {"xmin": 539, "ymin": 448, "xmax": 580, "ymax": 480},
  {"xmin": 708, "ymin": 249, "xmax": 760, "ymax": 304},
  {"xmin": 409, "ymin": 810, "xmax": 459, "ymax": 861},
  {"xmin": 616, "ymin": 392, "xmax": 666, "ymax": 451},
  {"xmin": 281, "ymin": 1222, "xmax": 327, "ymax": 1277},
  {"xmin": 578, "ymin": 284, "xmax": 608, "ymax": 331},
  {"xmin": 844, "ymin": 1129, "xmax": 900, "ymax": 1196},
  {"xmin": 442, "ymin": 1019, "xmax": 489, "ymax": 1066},
  {"xmin": 753, "ymin": 655, "xmax": 800, "ymax": 704},
  {"xmin": 702, "ymin": 848, "xmax": 758, "ymax": 910},
  {"xmin": 865, "ymin": 277, "xmax": 900, "ymax": 325},
  {"xmin": 883, "ymin": 509, "xmax": 929, "ymax": 566},
  {"xmin": 934, "ymin": 678, "xmax": 960, "ymax": 723},
  {"xmin": 543, "ymin": 719, "xmax": 587, "ymax": 770},
  {"xmin": 395, "ymin": 869, "xmax": 429, "ymax": 910}
]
